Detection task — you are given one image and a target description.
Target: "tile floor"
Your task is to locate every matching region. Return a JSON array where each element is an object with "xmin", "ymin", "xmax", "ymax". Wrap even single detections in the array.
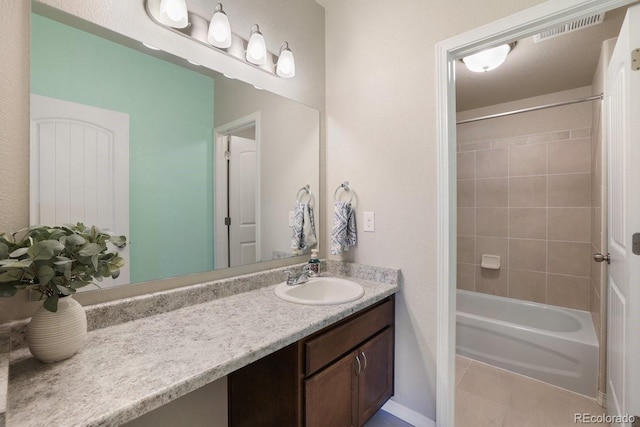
[
  {"xmin": 364, "ymin": 409, "xmax": 414, "ymax": 427},
  {"xmin": 456, "ymin": 355, "xmax": 609, "ymax": 427}
]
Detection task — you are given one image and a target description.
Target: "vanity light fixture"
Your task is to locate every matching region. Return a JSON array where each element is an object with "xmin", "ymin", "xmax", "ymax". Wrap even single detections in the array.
[
  {"xmin": 276, "ymin": 42, "xmax": 296, "ymax": 78},
  {"xmin": 246, "ymin": 25, "xmax": 267, "ymax": 65},
  {"xmin": 207, "ymin": 3, "xmax": 232, "ymax": 48},
  {"xmin": 158, "ymin": 0, "xmax": 188, "ymax": 29},
  {"xmin": 462, "ymin": 43, "xmax": 514, "ymax": 73},
  {"xmin": 144, "ymin": 0, "xmax": 297, "ymax": 79}
]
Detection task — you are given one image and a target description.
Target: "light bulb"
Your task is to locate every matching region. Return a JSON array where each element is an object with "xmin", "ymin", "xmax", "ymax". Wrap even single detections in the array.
[
  {"xmin": 208, "ymin": 4, "xmax": 232, "ymax": 49},
  {"xmin": 159, "ymin": 0, "xmax": 188, "ymax": 28},
  {"xmin": 246, "ymin": 25, "xmax": 267, "ymax": 65},
  {"xmin": 276, "ymin": 42, "xmax": 295, "ymax": 78}
]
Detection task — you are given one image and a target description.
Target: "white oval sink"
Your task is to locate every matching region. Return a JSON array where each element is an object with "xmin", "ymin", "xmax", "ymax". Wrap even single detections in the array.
[{"xmin": 274, "ymin": 277, "xmax": 365, "ymax": 305}]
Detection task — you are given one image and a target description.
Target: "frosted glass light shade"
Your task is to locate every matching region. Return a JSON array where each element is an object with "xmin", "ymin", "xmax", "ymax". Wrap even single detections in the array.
[
  {"xmin": 159, "ymin": 0, "xmax": 188, "ymax": 28},
  {"xmin": 462, "ymin": 44, "xmax": 511, "ymax": 73},
  {"xmin": 207, "ymin": 4, "xmax": 232, "ymax": 48},
  {"xmin": 276, "ymin": 43, "xmax": 295, "ymax": 78},
  {"xmin": 246, "ymin": 25, "xmax": 267, "ymax": 65}
]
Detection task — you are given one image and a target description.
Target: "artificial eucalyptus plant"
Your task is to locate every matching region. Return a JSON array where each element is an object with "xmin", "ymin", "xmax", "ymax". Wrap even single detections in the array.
[{"xmin": 0, "ymin": 223, "xmax": 126, "ymax": 312}]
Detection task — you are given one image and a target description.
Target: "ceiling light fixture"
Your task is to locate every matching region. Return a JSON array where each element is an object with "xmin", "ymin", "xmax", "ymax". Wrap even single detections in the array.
[
  {"xmin": 462, "ymin": 43, "xmax": 515, "ymax": 73},
  {"xmin": 276, "ymin": 42, "xmax": 296, "ymax": 78},
  {"xmin": 159, "ymin": 0, "xmax": 188, "ymax": 29},
  {"xmin": 207, "ymin": 3, "xmax": 232, "ymax": 48},
  {"xmin": 246, "ymin": 25, "xmax": 267, "ymax": 65}
]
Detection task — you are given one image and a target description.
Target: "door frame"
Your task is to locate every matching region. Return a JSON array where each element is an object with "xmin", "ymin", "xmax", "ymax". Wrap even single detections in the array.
[
  {"xmin": 434, "ymin": 0, "xmax": 635, "ymax": 425},
  {"xmin": 213, "ymin": 112, "xmax": 262, "ymax": 269}
]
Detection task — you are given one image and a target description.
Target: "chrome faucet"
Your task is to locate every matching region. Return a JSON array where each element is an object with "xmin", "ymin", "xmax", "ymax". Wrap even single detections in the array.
[{"xmin": 284, "ymin": 264, "xmax": 312, "ymax": 286}]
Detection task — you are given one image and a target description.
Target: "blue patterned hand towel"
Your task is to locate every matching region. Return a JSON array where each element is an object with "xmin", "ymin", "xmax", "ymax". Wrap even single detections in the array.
[
  {"xmin": 331, "ymin": 201, "xmax": 357, "ymax": 255},
  {"xmin": 291, "ymin": 201, "xmax": 317, "ymax": 251}
]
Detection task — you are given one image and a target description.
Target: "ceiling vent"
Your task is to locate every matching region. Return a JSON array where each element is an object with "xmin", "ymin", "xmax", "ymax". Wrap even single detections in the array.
[{"xmin": 534, "ymin": 13, "xmax": 605, "ymax": 43}]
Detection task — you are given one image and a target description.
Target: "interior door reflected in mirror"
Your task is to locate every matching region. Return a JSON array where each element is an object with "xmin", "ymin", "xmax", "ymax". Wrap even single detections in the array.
[{"xmin": 29, "ymin": 6, "xmax": 320, "ymax": 290}]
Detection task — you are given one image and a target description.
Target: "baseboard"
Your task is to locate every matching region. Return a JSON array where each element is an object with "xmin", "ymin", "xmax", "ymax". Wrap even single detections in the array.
[
  {"xmin": 381, "ymin": 399, "xmax": 436, "ymax": 427},
  {"xmin": 597, "ymin": 391, "xmax": 606, "ymax": 407}
]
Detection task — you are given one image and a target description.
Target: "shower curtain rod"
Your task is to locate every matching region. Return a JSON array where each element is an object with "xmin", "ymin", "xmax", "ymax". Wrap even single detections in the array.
[{"xmin": 456, "ymin": 93, "xmax": 603, "ymax": 125}]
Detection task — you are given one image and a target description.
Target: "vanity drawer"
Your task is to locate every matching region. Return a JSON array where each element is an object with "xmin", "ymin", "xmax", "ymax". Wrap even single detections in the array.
[{"xmin": 304, "ymin": 298, "xmax": 393, "ymax": 376}]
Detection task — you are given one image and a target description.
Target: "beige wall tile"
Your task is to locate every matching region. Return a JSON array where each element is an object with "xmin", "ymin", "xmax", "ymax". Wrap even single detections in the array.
[
  {"xmin": 458, "ymin": 179, "xmax": 475, "ymax": 207},
  {"xmin": 475, "ymin": 237, "xmax": 508, "ymax": 265},
  {"xmin": 548, "ymin": 139, "xmax": 590, "ymax": 174},
  {"xmin": 548, "ymin": 208, "xmax": 591, "ymax": 242},
  {"xmin": 548, "ymin": 173, "xmax": 591, "ymax": 207},
  {"xmin": 458, "ymin": 236, "xmax": 475, "ymax": 264},
  {"xmin": 547, "ymin": 241, "xmax": 591, "ymax": 277},
  {"xmin": 571, "ymin": 128, "xmax": 591, "ymax": 139},
  {"xmin": 508, "ymin": 269, "xmax": 546, "ymax": 303},
  {"xmin": 492, "ymin": 137, "xmax": 527, "ymax": 149},
  {"xmin": 458, "ymin": 207, "xmax": 475, "ymax": 236},
  {"xmin": 477, "ymin": 178, "xmax": 508, "ymax": 207},
  {"xmin": 476, "ymin": 148, "xmax": 508, "ymax": 178},
  {"xmin": 527, "ymin": 131, "xmax": 570, "ymax": 144},
  {"xmin": 457, "ymin": 151, "xmax": 476, "ymax": 180},
  {"xmin": 509, "ymin": 208, "xmax": 546, "ymax": 239},
  {"xmin": 547, "ymin": 274, "xmax": 590, "ymax": 310},
  {"xmin": 509, "ymin": 176, "xmax": 547, "ymax": 207},
  {"xmin": 509, "ymin": 239, "xmax": 546, "ymax": 272},
  {"xmin": 591, "ymin": 207, "xmax": 602, "ymax": 250},
  {"xmin": 460, "ymin": 141, "xmax": 492, "ymax": 152},
  {"xmin": 509, "ymin": 143, "xmax": 547, "ymax": 176},
  {"xmin": 475, "ymin": 266, "xmax": 508, "ymax": 297},
  {"xmin": 457, "ymin": 263, "xmax": 475, "ymax": 291},
  {"xmin": 477, "ymin": 208, "xmax": 508, "ymax": 237}
]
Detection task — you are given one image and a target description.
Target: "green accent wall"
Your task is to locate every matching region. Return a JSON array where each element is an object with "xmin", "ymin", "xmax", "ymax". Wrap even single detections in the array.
[{"xmin": 31, "ymin": 14, "xmax": 215, "ymax": 284}]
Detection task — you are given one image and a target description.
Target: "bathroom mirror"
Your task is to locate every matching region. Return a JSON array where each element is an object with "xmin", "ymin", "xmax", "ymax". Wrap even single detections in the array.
[{"xmin": 29, "ymin": 5, "xmax": 320, "ymax": 289}]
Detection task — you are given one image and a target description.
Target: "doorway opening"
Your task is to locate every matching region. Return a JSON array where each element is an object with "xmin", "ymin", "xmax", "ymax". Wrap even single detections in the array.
[{"xmin": 214, "ymin": 113, "xmax": 261, "ymax": 269}]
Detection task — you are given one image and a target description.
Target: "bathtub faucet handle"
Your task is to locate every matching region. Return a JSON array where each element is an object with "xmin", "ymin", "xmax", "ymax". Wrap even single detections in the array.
[{"xmin": 593, "ymin": 252, "xmax": 610, "ymax": 264}]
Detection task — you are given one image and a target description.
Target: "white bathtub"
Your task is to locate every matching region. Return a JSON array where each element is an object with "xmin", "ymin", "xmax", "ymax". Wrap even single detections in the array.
[{"xmin": 456, "ymin": 289, "xmax": 599, "ymax": 397}]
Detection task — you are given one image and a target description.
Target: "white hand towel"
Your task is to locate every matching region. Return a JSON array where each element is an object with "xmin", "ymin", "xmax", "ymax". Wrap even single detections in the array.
[{"xmin": 331, "ymin": 201, "xmax": 357, "ymax": 255}]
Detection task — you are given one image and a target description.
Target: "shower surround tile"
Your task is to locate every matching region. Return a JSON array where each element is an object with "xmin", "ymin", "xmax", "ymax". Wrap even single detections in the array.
[{"xmin": 456, "ymin": 126, "xmax": 593, "ymax": 311}]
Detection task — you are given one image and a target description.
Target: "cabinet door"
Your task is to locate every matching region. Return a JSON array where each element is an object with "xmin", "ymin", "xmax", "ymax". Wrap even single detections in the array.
[
  {"xmin": 357, "ymin": 327, "xmax": 394, "ymax": 426},
  {"xmin": 305, "ymin": 350, "xmax": 358, "ymax": 427}
]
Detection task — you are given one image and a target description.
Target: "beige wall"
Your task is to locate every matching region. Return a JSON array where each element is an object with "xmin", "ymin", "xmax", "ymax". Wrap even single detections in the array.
[
  {"xmin": 0, "ymin": 0, "xmax": 325, "ymax": 323},
  {"xmin": 324, "ymin": 0, "xmax": 546, "ymax": 420},
  {"xmin": 456, "ymin": 87, "xmax": 594, "ymax": 310},
  {"xmin": 591, "ymin": 37, "xmax": 616, "ymax": 398}
]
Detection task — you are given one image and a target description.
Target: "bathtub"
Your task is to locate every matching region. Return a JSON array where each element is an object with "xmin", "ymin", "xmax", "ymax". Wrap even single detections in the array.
[{"xmin": 456, "ymin": 289, "xmax": 598, "ymax": 397}]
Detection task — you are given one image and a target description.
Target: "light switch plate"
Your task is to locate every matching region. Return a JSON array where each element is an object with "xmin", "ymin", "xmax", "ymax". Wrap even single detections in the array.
[
  {"xmin": 363, "ymin": 211, "xmax": 375, "ymax": 232},
  {"xmin": 288, "ymin": 211, "xmax": 295, "ymax": 227}
]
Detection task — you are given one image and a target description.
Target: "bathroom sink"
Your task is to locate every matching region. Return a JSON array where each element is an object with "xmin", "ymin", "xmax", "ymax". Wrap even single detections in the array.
[{"xmin": 274, "ymin": 277, "xmax": 365, "ymax": 305}]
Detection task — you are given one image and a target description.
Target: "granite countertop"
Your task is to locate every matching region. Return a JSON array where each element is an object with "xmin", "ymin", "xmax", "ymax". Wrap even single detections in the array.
[
  {"xmin": 0, "ymin": 326, "xmax": 8, "ymax": 427},
  {"xmin": 6, "ymin": 269, "xmax": 398, "ymax": 426}
]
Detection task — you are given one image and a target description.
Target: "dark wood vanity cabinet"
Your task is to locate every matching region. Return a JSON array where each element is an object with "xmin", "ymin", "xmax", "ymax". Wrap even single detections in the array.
[{"xmin": 229, "ymin": 296, "xmax": 395, "ymax": 427}]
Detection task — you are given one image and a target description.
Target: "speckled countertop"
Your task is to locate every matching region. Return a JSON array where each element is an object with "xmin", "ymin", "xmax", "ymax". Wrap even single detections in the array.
[
  {"xmin": 0, "ymin": 326, "xmax": 8, "ymax": 427},
  {"xmin": 6, "ymin": 263, "xmax": 399, "ymax": 427}
]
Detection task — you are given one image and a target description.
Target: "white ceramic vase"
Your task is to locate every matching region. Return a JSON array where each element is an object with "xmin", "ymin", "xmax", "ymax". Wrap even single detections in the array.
[{"xmin": 28, "ymin": 296, "xmax": 87, "ymax": 363}]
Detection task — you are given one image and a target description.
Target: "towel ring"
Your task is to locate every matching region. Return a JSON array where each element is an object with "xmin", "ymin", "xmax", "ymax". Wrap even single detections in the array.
[
  {"xmin": 334, "ymin": 181, "xmax": 353, "ymax": 203},
  {"xmin": 296, "ymin": 185, "xmax": 312, "ymax": 204}
]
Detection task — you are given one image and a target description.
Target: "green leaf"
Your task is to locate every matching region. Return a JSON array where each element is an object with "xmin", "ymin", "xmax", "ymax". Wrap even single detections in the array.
[
  {"xmin": 0, "ymin": 270, "xmax": 23, "ymax": 283},
  {"xmin": 110, "ymin": 270, "xmax": 120, "ymax": 280},
  {"xmin": 53, "ymin": 256, "xmax": 71, "ymax": 266},
  {"xmin": 0, "ymin": 242, "xmax": 8, "ymax": 259},
  {"xmin": 43, "ymin": 294, "xmax": 59, "ymax": 312},
  {"xmin": 65, "ymin": 233, "xmax": 86, "ymax": 246},
  {"xmin": 9, "ymin": 247, "xmax": 29, "ymax": 258},
  {"xmin": 27, "ymin": 240, "xmax": 64, "ymax": 260},
  {"xmin": 37, "ymin": 265, "xmax": 55, "ymax": 286},
  {"xmin": 0, "ymin": 258, "xmax": 33, "ymax": 268},
  {"xmin": 107, "ymin": 256, "xmax": 125, "ymax": 272},
  {"xmin": 91, "ymin": 254, "xmax": 99, "ymax": 271},
  {"xmin": 110, "ymin": 235, "xmax": 127, "ymax": 248},
  {"xmin": 0, "ymin": 283, "xmax": 18, "ymax": 297},
  {"xmin": 55, "ymin": 285, "xmax": 72, "ymax": 295},
  {"xmin": 79, "ymin": 243, "xmax": 102, "ymax": 257}
]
